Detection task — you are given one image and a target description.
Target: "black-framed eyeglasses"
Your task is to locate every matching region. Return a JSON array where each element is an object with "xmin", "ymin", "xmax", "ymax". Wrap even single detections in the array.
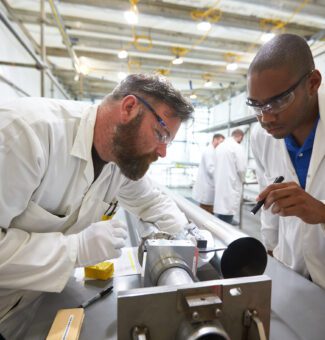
[
  {"xmin": 246, "ymin": 70, "xmax": 314, "ymax": 116},
  {"xmin": 133, "ymin": 94, "xmax": 172, "ymax": 145}
]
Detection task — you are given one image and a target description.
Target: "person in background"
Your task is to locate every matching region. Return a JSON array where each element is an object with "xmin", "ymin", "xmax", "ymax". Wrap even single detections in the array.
[
  {"xmin": 247, "ymin": 33, "xmax": 325, "ymax": 289},
  {"xmin": 213, "ymin": 129, "xmax": 247, "ymax": 224},
  {"xmin": 0, "ymin": 74, "xmax": 194, "ymax": 339},
  {"xmin": 192, "ymin": 133, "xmax": 225, "ymax": 214}
]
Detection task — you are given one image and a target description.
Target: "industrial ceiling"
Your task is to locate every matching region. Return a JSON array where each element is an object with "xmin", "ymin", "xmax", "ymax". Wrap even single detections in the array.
[{"xmin": 2, "ymin": 0, "xmax": 325, "ymax": 105}]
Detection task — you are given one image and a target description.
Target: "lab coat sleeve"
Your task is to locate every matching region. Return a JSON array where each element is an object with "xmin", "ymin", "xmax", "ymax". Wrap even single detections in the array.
[
  {"xmin": 251, "ymin": 127, "xmax": 279, "ymax": 250},
  {"xmin": 235, "ymin": 145, "xmax": 247, "ymax": 182},
  {"xmin": 117, "ymin": 175, "xmax": 188, "ymax": 235},
  {"xmin": 0, "ymin": 118, "xmax": 77, "ymax": 292},
  {"xmin": 206, "ymin": 149, "xmax": 215, "ymax": 180}
]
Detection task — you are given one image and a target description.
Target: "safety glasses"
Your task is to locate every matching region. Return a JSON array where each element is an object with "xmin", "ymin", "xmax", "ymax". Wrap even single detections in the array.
[
  {"xmin": 246, "ymin": 70, "xmax": 314, "ymax": 116},
  {"xmin": 133, "ymin": 94, "xmax": 172, "ymax": 145}
]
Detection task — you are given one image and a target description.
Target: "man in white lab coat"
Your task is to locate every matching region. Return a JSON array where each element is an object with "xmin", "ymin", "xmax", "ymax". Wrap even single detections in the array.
[
  {"xmin": 0, "ymin": 74, "xmax": 194, "ymax": 339},
  {"xmin": 192, "ymin": 133, "xmax": 225, "ymax": 214},
  {"xmin": 213, "ymin": 129, "xmax": 247, "ymax": 224},
  {"xmin": 247, "ymin": 33, "xmax": 325, "ymax": 289}
]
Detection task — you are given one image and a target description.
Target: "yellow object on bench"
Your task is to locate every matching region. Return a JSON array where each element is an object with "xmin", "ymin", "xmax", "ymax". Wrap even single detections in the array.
[{"xmin": 84, "ymin": 261, "xmax": 114, "ymax": 280}]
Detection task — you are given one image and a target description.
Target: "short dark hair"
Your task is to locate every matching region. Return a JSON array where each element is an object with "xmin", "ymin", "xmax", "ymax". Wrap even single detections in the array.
[
  {"xmin": 213, "ymin": 133, "xmax": 225, "ymax": 140},
  {"xmin": 248, "ymin": 33, "xmax": 315, "ymax": 77},
  {"xmin": 231, "ymin": 129, "xmax": 244, "ymax": 138},
  {"xmin": 108, "ymin": 73, "xmax": 194, "ymax": 122}
]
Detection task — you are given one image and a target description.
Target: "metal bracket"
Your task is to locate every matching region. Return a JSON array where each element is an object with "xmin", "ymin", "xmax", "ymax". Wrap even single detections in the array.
[
  {"xmin": 244, "ymin": 310, "xmax": 267, "ymax": 340},
  {"xmin": 132, "ymin": 325, "xmax": 150, "ymax": 340}
]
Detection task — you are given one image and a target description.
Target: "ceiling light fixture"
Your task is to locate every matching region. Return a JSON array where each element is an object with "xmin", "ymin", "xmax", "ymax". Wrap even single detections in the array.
[
  {"xmin": 226, "ymin": 62, "xmax": 238, "ymax": 71},
  {"xmin": 197, "ymin": 21, "xmax": 211, "ymax": 31},
  {"xmin": 118, "ymin": 71, "xmax": 128, "ymax": 80},
  {"xmin": 172, "ymin": 55, "xmax": 184, "ymax": 65},
  {"xmin": 118, "ymin": 50, "xmax": 128, "ymax": 59},
  {"xmin": 204, "ymin": 80, "xmax": 213, "ymax": 87},
  {"xmin": 261, "ymin": 32, "xmax": 275, "ymax": 43},
  {"xmin": 79, "ymin": 63, "xmax": 90, "ymax": 75},
  {"xmin": 124, "ymin": 1, "xmax": 139, "ymax": 25}
]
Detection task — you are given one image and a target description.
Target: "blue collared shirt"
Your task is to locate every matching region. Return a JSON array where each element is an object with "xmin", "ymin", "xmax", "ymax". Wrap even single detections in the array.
[{"xmin": 284, "ymin": 116, "xmax": 319, "ymax": 189}]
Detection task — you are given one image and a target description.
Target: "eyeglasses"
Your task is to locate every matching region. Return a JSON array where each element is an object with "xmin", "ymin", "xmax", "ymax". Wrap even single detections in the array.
[
  {"xmin": 246, "ymin": 70, "xmax": 314, "ymax": 116},
  {"xmin": 133, "ymin": 94, "xmax": 172, "ymax": 145}
]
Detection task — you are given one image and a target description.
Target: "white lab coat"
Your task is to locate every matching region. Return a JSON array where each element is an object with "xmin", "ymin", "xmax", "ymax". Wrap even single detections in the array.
[
  {"xmin": 192, "ymin": 144, "xmax": 215, "ymax": 205},
  {"xmin": 0, "ymin": 97, "xmax": 188, "ymax": 338},
  {"xmin": 213, "ymin": 137, "xmax": 247, "ymax": 215},
  {"xmin": 251, "ymin": 86, "xmax": 325, "ymax": 289}
]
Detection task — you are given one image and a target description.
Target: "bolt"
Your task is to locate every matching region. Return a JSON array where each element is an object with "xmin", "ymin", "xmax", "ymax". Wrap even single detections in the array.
[{"xmin": 192, "ymin": 311, "xmax": 200, "ymax": 321}]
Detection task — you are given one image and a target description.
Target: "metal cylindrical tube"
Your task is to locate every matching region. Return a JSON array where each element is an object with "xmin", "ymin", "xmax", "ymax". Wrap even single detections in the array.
[
  {"xmin": 177, "ymin": 320, "xmax": 230, "ymax": 340},
  {"xmin": 209, "ymin": 236, "xmax": 267, "ymax": 278},
  {"xmin": 157, "ymin": 267, "xmax": 193, "ymax": 286},
  {"xmin": 149, "ymin": 256, "xmax": 194, "ymax": 286},
  {"xmin": 163, "ymin": 187, "xmax": 267, "ymax": 278}
]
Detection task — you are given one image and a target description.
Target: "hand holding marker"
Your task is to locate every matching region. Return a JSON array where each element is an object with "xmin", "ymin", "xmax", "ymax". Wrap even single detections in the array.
[{"xmin": 250, "ymin": 176, "xmax": 285, "ymax": 215}]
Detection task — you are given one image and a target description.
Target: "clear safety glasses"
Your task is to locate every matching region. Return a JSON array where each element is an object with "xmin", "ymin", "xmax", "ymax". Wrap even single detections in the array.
[
  {"xmin": 246, "ymin": 70, "xmax": 314, "ymax": 116},
  {"xmin": 133, "ymin": 94, "xmax": 173, "ymax": 145}
]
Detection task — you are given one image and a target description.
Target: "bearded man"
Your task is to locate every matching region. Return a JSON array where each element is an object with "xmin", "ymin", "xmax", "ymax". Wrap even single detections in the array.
[{"xmin": 0, "ymin": 74, "xmax": 193, "ymax": 339}]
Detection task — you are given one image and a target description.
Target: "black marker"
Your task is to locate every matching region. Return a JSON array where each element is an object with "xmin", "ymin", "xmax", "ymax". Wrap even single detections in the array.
[
  {"xmin": 250, "ymin": 176, "xmax": 285, "ymax": 215},
  {"xmin": 78, "ymin": 286, "xmax": 113, "ymax": 309}
]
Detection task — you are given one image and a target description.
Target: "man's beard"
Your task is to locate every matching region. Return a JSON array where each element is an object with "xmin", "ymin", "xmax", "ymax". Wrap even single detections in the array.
[{"xmin": 112, "ymin": 113, "xmax": 158, "ymax": 180}]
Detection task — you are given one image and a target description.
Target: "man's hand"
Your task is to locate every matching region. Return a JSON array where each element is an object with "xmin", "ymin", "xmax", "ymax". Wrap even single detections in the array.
[
  {"xmin": 257, "ymin": 181, "xmax": 325, "ymax": 224},
  {"xmin": 74, "ymin": 219, "xmax": 128, "ymax": 267}
]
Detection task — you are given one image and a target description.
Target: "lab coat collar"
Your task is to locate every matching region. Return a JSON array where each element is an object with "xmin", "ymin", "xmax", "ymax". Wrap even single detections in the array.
[
  {"xmin": 307, "ymin": 85, "xmax": 325, "ymax": 185},
  {"xmin": 70, "ymin": 104, "xmax": 99, "ymax": 183}
]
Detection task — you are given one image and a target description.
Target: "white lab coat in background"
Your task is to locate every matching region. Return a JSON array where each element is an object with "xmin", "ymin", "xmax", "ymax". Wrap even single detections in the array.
[
  {"xmin": 213, "ymin": 137, "xmax": 247, "ymax": 216},
  {"xmin": 0, "ymin": 98, "xmax": 188, "ymax": 338},
  {"xmin": 192, "ymin": 144, "xmax": 215, "ymax": 204},
  {"xmin": 251, "ymin": 86, "xmax": 325, "ymax": 289}
]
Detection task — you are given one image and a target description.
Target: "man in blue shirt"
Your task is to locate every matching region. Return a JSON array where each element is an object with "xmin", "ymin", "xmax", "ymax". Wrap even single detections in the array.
[{"xmin": 247, "ymin": 33, "xmax": 325, "ymax": 289}]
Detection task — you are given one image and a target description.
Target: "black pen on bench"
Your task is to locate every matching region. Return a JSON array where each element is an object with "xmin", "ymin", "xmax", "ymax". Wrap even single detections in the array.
[
  {"xmin": 250, "ymin": 176, "xmax": 285, "ymax": 215},
  {"xmin": 78, "ymin": 286, "xmax": 113, "ymax": 309}
]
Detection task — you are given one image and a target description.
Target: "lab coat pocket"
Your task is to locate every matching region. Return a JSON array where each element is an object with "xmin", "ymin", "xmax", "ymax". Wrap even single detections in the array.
[
  {"xmin": 91, "ymin": 199, "xmax": 111, "ymax": 222},
  {"xmin": 64, "ymin": 198, "xmax": 111, "ymax": 235},
  {"xmin": 10, "ymin": 201, "xmax": 70, "ymax": 233},
  {"xmin": 79, "ymin": 197, "xmax": 110, "ymax": 222}
]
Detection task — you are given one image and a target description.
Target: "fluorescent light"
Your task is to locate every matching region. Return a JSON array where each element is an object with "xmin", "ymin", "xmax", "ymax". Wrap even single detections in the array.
[
  {"xmin": 118, "ymin": 50, "xmax": 128, "ymax": 59},
  {"xmin": 79, "ymin": 63, "xmax": 90, "ymax": 75},
  {"xmin": 261, "ymin": 32, "xmax": 275, "ymax": 43},
  {"xmin": 118, "ymin": 72, "xmax": 128, "ymax": 80},
  {"xmin": 204, "ymin": 80, "xmax": 213, "ymax": 87},
  {"xmin": 124, "ymin": 10, "xmax": 138, "ymax": 25},
  {"xmin": 197, "ymin": 21, "xmax": 211, "ymax": 31},
  {"xmin": 226, "ymin": 62, "xmax": 238, "ymax": 71},
  {"xmin": 172, "ymin": 56, "xmax": 183, "ymax": 65}
]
